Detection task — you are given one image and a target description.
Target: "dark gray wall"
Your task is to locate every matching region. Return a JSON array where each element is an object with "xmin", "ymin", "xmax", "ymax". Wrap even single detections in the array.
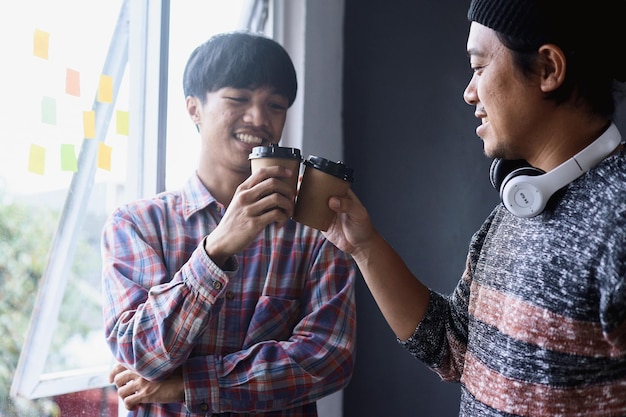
[
  {"xmin": 341, "ymin": 1, "xmax": 504, "ymax": 416},
  {"xmin": 341, "ymin": 1, "xmax": 626, "ymax": 417}
]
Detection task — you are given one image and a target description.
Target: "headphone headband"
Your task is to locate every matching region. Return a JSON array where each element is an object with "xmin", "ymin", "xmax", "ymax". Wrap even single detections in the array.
[{"xmin": 494, "ymin": 123, "xmax": 622, "ymax": 217}]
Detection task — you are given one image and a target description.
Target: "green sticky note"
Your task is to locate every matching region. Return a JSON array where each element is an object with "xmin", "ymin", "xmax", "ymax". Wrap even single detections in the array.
[
  {"xmin": 41, "ymin": 96, "xmax": 56, "ymax": 125},
  {"xmin": 60, "ymin": 144, "xmax": 78, "ymax": 172}
]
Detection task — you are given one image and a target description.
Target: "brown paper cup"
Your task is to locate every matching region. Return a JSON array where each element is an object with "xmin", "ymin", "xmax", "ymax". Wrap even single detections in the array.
[
  {"xmin": 293, "ymin": 156, "xmax": 354, "ymax": 231},
  {"xmin": 249, "ymin": 145, "xmax": 302, "ymax": 196}
]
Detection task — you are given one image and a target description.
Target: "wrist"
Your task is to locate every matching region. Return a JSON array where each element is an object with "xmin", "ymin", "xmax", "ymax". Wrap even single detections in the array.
[
  {"xmin": 351, "ymin": 233, "xmax": 382, "ymax": 265},
  {"xmin": 203, "ymin": 236, "xmax": 231, "ymax": 269}
]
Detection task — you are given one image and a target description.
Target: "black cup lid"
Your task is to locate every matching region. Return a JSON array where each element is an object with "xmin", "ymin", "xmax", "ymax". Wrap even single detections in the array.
[
  {"xmin": 249, "ymin": 144, "xmax": 302, "ymax": 160},
  {"xmin": 303, "ymin": 155, "xmax": 355, "ymax": 182}
]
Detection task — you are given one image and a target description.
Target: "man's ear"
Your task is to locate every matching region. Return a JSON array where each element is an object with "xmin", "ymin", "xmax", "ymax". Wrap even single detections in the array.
[
  {"xmin": 538, "ymin": 44, "xmax": 566, "ymax": 93},
  {"xmin": 186, "ymin": 96, "xmax": 201, "ymax": 124}
]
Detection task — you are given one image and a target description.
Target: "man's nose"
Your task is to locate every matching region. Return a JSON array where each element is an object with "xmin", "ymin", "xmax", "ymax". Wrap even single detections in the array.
[
  {"xmin": 243, "ymin": 104, "xmax": 270, "ymax": 126},
  {"xmin": 463, "ymin": 77, "xmax": 477, "ymax": 105}
]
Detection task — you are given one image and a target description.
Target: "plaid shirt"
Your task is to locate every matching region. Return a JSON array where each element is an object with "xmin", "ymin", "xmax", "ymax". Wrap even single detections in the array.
[{"xmin": 101, "ymin": 173, "xmax": 357, "ymax": 416}]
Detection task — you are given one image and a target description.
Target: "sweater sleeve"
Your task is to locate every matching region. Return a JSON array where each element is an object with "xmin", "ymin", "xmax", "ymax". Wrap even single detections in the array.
[{"xmin": 597, "ymin": 204, "xmax": 626, "ymax": 350}]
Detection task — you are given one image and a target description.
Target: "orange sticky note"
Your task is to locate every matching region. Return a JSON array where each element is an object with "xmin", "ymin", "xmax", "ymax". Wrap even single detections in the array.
[
  {"xmin": 66, "ymin": 68, "xmax": 80, "ymax": 97},
  {"xmin": 97, "ymin": 74, "xmax": 113, "ymax": 103},
  {"xmin": 83, "ymin": 110, "xmax": 96, "ymax": 139},
  {"xmin": 28, "ymin": 144, "xmax": 46, "ymax": 175},
  {"xmin": 33, "ymin": 29, "xmax": 49, "ymax": 60},
  {"xmin": 98, "ymin": 142, "xmax": 112, "ymax": 171},
  {"xmin": 41, "ymin": 96, "xmax": 56, "ymax": 125},
  {"xmin": 116, "ymin": 110, "xmax": 129, "ymax": 136},
  {"xmin": 60, "ymin": 144, "xmax": 78, "ymax": 172}
]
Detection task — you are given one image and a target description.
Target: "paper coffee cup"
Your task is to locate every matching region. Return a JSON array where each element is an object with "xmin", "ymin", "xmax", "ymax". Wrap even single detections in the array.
[
  {"xmin": 249, "ymin": 144, "xmax": 302, "ymax": 193},
  {"xmin": 293, "ymin": 155, "xmax": 355, "ymax": 231}
]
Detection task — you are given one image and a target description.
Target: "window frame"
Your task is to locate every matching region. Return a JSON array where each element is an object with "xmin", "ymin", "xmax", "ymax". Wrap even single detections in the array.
[{"xmin": 10, "ymin": 0, "xmax": 135, "ymax": 400}]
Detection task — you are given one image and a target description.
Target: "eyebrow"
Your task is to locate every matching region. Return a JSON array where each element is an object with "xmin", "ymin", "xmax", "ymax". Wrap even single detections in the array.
[{"xmin": 466, "ymin": 47, "xmax": 485, "ymax": 58}]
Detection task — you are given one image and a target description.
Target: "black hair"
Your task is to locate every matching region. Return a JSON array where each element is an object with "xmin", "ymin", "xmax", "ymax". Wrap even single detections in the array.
[
  {"xmin": 497, "ymin": 32, "xmax": 626, "ymax": 118},
  {"xmin": 182, "ymin": 31, "xmax": 298, "ymax": 107}
]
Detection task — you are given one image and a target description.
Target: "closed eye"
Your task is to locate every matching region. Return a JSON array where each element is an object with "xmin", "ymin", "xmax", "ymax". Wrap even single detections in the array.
[
  {"xmin": 269, "ymin": 102, "xmax": 287, "ymax": 111},
  {"xmin": 470, "ymin": 65, "xmax": 484, "ymax": 75},
  {"xmin": 226, "ymin": 96, "xmax": 248, "ymax": 103}
]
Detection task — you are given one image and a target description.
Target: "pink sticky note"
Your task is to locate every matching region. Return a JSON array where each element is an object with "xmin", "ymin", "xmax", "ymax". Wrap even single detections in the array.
[{"xmin": 66, "ymin": 68, "xmax": 81, "ymax": 97}]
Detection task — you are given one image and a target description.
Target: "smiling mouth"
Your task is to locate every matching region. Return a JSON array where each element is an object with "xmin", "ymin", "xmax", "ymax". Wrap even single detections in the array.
[{"xmin": 235, "ymin": 133, "xmax": 264, "ymax": 146}]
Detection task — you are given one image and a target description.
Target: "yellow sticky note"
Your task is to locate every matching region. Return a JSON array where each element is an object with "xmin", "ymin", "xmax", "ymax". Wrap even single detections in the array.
[
  {"xmin": 98, "ymin": 142, "xmax": 112, "ymax": 171},
  {"xmin": 28, "ymin": 144, "xmax": 46, "ymax": 175},
  {"xmin": 83, "ymin": 110, "xmax": 96, "ymax": 139},
  {"xmin": 66, "ymin": 68, "xmax": 80, "ymax": 97},
  {"xmin": 97, "ymin": 74, "xmax": 113, "ymax": 103},
  {"xmin": 116, "ymin": 110, "xmax": 129, "ymax": 136},
  {"xmin": 41, "ymin": 96, "xmax": 56, "ymax": 125},
  {"xmin": 60, "ymin": 144, "xmax": 78, "ymax": 172},
  {"xmin": 33, "ymin": 29, "xmax": 49, "ymax": 60}
]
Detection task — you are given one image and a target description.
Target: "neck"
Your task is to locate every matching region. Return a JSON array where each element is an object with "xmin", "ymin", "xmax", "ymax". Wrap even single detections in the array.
[
  {"xmin": 526, "ymin": 111, "xmax": 610, "ymax": 172},
  {"xmin": 196, "ymin": 165, "xmax": 249, "ymax": 207}
]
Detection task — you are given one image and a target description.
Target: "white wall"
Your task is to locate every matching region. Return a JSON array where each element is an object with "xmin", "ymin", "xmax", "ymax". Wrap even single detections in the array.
[
  {"xmin": 275, "ymin": 0, "xmax": 345, "ymax": 162},
  {"xmin": 273, "ymin": 2, "xmax": 346, "ymax": 416}
]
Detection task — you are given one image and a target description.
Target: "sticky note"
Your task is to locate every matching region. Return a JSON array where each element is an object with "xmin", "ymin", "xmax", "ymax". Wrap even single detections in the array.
[
  {"xmin": 28, "ymin": 144, "xmax": 46, "ymax": 175},
  {"xmin": 83, "ymin": 110, "xmax": 96, "ymax": 139},
  {"xmin": 98, "ymin": 142, "xmax": 112, "ymax": 171},
  {"xmin": 116, "ymin": 110, "xmax": 129, "ymax": 136},
  {"xmin": 97, "ymin": 74, "xmax": 113, "ymax": 103},
  {"xmin": 33, "ymin": 29, "xmax": 49, "ymax": 60},
  {"xmin": 60, "ymin": 144, "xmax": 78, "ymax": 172},
  {"xmin": 41, "ymin": 96, "xmax": 56, "ymax": 125},
  {"xmin": 66, "ymin": 68, "xmax": 81, "ymax": 97}
]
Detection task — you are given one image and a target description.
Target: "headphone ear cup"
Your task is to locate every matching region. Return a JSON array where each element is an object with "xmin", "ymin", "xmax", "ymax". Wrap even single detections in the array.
[
  {"xmin": 500, "ymin": 166, "xmax": 547, "ymax": 217},
  {"xmin": 490, "ymin": 159, "xmax": 534, "ymax": 190},
  {"xmin": 501, "ymin": 166, "xmax": 545, "ymax": 191}
]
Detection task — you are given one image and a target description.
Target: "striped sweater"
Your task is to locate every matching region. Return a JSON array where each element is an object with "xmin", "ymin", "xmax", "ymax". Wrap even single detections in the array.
[{"xmin": 401, "ymin": 148, "xmax": 626, "ymax": 416}]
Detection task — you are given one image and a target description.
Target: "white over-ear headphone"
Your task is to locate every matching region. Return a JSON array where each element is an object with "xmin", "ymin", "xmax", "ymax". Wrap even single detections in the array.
[{"xmin": 490, "ymin": 123, "xmax": 622, "ymax": 218}]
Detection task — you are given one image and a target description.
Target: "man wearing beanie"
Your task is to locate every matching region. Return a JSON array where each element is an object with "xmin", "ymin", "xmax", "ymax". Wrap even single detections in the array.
[{"xmin": 323, "ymin": 0, "xmax": 626, "ymax": 415}]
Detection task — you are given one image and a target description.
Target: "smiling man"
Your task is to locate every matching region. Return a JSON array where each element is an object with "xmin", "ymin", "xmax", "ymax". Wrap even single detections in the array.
[
  {"xmin": 321, "ymin": 0, "xmax": 626, "ymax": 416},
  {"xmin": 101, "ymin": 31, "xmax": 357, "ymax": 417}
]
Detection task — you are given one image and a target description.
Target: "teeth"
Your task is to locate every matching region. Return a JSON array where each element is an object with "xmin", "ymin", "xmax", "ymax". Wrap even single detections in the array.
[{"xmin": 236, "ymin": 133, "xmax": 263, "ymax": 145}]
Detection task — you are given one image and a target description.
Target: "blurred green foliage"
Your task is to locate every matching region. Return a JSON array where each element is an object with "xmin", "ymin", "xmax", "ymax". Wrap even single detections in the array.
[{"xmin": 0, "ymin": 197, "xmax": 105, "ymax": 416}]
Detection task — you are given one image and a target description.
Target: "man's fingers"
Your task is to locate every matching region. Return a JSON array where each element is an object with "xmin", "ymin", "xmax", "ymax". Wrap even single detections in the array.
[{"xmin": 109, "ymin": 362, "xmax": 127, "ymax": 383}]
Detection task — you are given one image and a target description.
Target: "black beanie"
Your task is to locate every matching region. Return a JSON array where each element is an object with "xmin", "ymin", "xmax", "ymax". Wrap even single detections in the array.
[
  {"xmin": 466, "ymin": 0, "xmax": 626, "ymax": 82},
  {"xmin": 467, "ymin": 0, "xmax": 573, "ymax": 45}
]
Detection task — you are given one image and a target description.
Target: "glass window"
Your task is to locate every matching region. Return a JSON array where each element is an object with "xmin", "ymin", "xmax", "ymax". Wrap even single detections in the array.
[
  {"xmin": 3, "ymin": 1, "xmax": 262, "ymax": 416},
  {"xmin": 2, "ymin": 1, "xmax": 128, "ymax": 415}
]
